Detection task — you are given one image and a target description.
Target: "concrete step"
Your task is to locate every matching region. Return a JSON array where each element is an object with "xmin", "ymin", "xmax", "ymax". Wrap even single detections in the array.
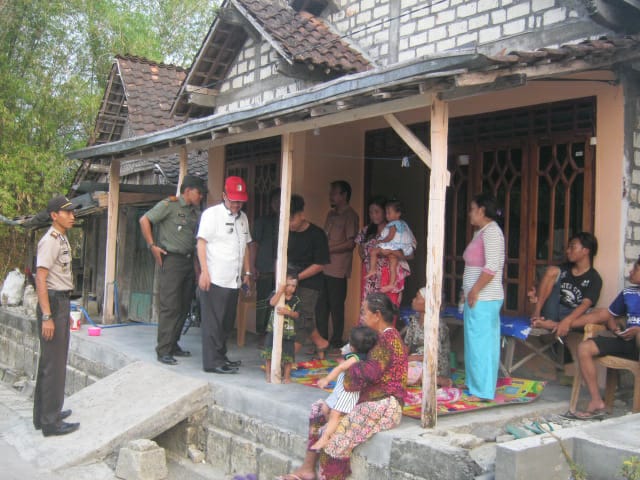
[{"xmin": 4, "ymin": 360, "xmax": 210, "ymax": 471}]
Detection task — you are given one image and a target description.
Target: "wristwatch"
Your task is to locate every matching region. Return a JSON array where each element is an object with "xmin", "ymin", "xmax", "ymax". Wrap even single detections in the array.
[
  {"xmin": 42, "ymin": 314, "xmax": 52, "ymax": 321},
  {"xmin": 148, "ymin": 243, "xmax": 156, "ymax": 250}
]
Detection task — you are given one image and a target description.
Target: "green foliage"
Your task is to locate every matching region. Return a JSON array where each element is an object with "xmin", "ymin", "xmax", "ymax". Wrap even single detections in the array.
[
  {"xmin": 0, "ymin": 0, "xmax": 219, "ymax": 277},
  {"xmin": 621, "ymin": 456, "xmax": 640, "ymax": 480}
]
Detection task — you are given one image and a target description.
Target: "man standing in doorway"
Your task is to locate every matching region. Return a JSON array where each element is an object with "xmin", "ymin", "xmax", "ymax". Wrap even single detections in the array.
[
  {"xmin": 316, "ymin": 180, "xmax": 359, "ymax": 348},
  {"xmin": 33, "ymin": 195, "xmax": 80, "ymax": 436},
  {"xmin": 288, "ymin": 194, "xmax": 330, "ymax": 358},
  {"xmin": 197, "ymin": 176, "xmax": 252, "ymax": 374},
  {"xmin": 140, "ymin": 175, "xmax": 206, "ymax": 365}
]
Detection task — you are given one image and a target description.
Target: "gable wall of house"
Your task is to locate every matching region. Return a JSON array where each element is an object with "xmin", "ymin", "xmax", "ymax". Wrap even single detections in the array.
[
  {"xmin": 324, "ymin": 0, "xmax": 597, "ymax": 63},
  {"xmin": 215, "ymin": 37, "xmax": 314, "ymax": 114}
]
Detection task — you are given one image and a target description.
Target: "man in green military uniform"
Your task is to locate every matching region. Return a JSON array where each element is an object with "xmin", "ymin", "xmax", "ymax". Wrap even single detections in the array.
[
  {"xmin": 34, "ymin": 195, "xmax": 80, "ymax": 436},
  {"xmin": 140, "ymin": 175, "xmax": 206, "ymax": 365}
]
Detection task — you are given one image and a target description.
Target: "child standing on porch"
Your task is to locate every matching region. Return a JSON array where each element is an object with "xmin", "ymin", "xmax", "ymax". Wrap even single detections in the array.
[
  {"xmin": 366, "ymin": 199, "xmax": 416, "ymax": 293},
  {"xmin": 263, "ymin": 272, "xmax": 300, "ymax": 383},
  {"xmin": 310, "ymin": 326, "xmax": 378, "ymax": 451}
]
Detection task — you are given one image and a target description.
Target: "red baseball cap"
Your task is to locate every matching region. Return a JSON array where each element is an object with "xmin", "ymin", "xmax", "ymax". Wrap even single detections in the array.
[{"xmin": 224, "ymin": 176, "xmax": 248, "ymax": 202}]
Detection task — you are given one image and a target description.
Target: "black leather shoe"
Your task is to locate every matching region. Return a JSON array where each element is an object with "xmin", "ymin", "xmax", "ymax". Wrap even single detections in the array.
[
  {"xmin": 205, "ymin": 365, "xmax": 238, "ymax": 374},
  {"xmin": 172, "ymin": 346, "xmax": 191, "ymax": 357},
  {"xmin": 42, "ymin": 421, "xmax": 80, "ymax": 437},
  {"xmin": 225, "ymin": 359, "xmax": 242, "ymax": 367},
  {"xmin": 157, "ymin": 354, "xmax": 178, "ymax": 365},
  {"xmin": 34, "ymin": 409, "xmax": 73, "ymax": 430}
]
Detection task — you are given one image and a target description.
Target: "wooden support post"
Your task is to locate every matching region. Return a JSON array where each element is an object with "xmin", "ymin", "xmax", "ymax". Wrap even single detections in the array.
[
  {"xmin": 421, "ymin": 98, "xmax": 449, "ymax": 428},
  {"xmin": 102, "ymin": 159, "xmax": 121, "ymax": 324},
  {"xmin": 270, "ymin": 133, "xmax": 293, "ymax": 384},
  {"xmin": 177, "ymin": 145, "xmax": 188, "ymax": 196}
]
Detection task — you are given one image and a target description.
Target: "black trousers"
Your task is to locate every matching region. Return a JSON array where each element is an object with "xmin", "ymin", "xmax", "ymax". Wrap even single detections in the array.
[
  {"xmin": 255, "ymin": 272, "xmax": 275, "ymax": 335},
  {"xmin": 156, "ymin": 253, "xmax": 195, "ymax": 357},
  {"xmin": 200, "ymin": 284, "xmax": 239, "ymax": 370},
  {"xmin": 33, "ymin": 291, "xmax": 70, "ymax": 429},
  {"xmin": 315, "ymin": 276, "xmax": 347, "ymax": 346}
]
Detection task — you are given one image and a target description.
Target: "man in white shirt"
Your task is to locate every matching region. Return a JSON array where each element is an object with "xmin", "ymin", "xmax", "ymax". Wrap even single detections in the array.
[{"xmin": 197, "ymin": 176, "xmax": 252, "ymax": 374}]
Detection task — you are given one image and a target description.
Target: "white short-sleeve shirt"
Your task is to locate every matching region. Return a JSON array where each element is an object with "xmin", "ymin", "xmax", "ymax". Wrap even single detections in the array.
[{"xmin": 197, "ymin": 203, "xmax": 252, "ymax": 289}]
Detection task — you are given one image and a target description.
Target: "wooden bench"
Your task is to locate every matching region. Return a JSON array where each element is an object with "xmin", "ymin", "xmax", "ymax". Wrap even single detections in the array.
[
  {"xmin": 569, "ymin": 323, "xmax": 640, "ymax": 413},
  {"xmin": 442, "ymin": 315, "xmax": 566, "ymax": 377}
]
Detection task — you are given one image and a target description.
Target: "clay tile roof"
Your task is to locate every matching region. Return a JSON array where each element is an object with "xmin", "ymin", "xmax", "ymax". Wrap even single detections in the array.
[
  {"xmin": 90, "ymin": 55, "xmax": 187, "ymax": 145},
  {"xmin": 235, "ymin": 0, "xmax": 370, "ymax": 74},
  {"xmin": 486, "ymin": 35, "xmax": 640, "ymax": 67},
  {"xmin": 117, "ymin": 56, "xmax": 187, "ymax": 135}
]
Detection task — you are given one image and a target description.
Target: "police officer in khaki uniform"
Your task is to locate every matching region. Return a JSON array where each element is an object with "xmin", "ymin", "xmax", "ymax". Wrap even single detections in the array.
[
  {"xmin": 140, "ymin": 175, "xmax": 206, "ymax": 365},
  {"xmin": 34, "ymin": 195, "xmax": 80, "ymax": 436}
]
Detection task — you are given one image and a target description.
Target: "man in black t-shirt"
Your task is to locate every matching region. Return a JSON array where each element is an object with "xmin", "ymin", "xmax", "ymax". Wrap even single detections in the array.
[
  {"xmin": 530, "ymin": 232, "xmax": 603, "ymax": 338},
  {"xmin": 287, "ymin": 194, "xmax": 330, "ymax": 358}
]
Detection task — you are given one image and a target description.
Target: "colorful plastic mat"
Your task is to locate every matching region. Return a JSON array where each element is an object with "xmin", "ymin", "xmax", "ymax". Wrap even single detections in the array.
[{"xmin": 289, "ymin": 360, "xmax": 546, "ymax": 418}]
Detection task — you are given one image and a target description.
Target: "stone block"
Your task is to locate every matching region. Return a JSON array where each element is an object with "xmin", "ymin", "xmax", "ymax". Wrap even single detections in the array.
[
  {"xmin": 448, "ymin": 19, "xmax": 468, "ymax": 36},
  {"xmin": 437, "ymin": 38, "xmax": 456, "ymax": 51},
  {"xmin": 502, "ymin": 18, "xmax": 525, "ymax": 35},
  {"xmin": 206, "ymin": 427, "xmax": 232, "ymax": 472},
  {"xmin": 257, "ymin": 448, "xmax": 292, "ymax": 479},
  {"xmin": 457, "ymin": 32, "xmax": 478, "ymax": 47},
  {"xmin": 115, "ymin": 439, "xmax": 168, "ymax": 480},
  {"xmin": 491, "ymin": 10, "xmax": 506, "ymax": 23},
  {"xmin": 229, "ymin": 436, "xmax": 258, "ymax": 475},
  {"xmin": 457, "ymin": 2, "xmax": 478, "ymax": 17},
  {"xmin": 542, "ymin": 7, "xmax": 566, "ymax": 26},
  {"xmin": 389, "ymin": 438, "xmax": 482, "ymax": 480},
  {"xmin": 469, "ymin": 13, "xmax": 489, "ymax": 29},
  {"xmin": 478, "ymin": 0, "xmax": 500, "ymax": 12},
  {"xmin": 429, "ymin": 27, "xmax": 447, "ymax": 43},
  {"xmin": 507, "ymin": 2, "xmax": 530, "ymax": 19},
  {"xmin": 187, "ymin": 444, "xmax": 205, "ymax": 464},
  {"xmin": 531, "ymin": 0, "xmax": 555, "ymax": 11},
  {"xmin": 435, "ymin": 9, "xmax": 455, "ymax": 25}
]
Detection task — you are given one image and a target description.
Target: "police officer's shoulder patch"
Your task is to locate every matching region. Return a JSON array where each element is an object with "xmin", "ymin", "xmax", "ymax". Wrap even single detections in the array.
[
  {"xmin": 167, "ymin": 196, "xmax": 178, "ymax": 202},
  {"xmin": 50, "ymin": 230, "xmax": 59, "ymax": 239}
]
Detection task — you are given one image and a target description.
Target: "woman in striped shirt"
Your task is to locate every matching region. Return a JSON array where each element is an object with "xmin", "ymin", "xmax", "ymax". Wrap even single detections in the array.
[{"xmin": 462, "ymin": 193, "xmax": 505, "ymax": 401}]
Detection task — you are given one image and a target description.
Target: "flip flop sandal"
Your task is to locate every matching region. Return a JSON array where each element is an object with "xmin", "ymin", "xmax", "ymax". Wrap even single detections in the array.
[{"xmin": 573, "ymin": 410, "xmax": 606, "ymax": 421}]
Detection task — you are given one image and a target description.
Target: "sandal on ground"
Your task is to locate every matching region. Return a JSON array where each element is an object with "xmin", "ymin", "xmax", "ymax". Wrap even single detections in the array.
[{"xmin": 560, "ymin": 409, "xmax": 606, "ymax": 420}]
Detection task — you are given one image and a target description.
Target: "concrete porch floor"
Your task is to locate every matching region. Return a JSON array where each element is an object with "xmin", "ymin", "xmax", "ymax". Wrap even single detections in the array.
[{"xmin": 6, "ymin": 312, "xmax": 639, "ymax": 479}]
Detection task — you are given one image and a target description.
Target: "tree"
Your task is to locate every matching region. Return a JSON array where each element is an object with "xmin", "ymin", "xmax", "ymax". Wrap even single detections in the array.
[{"xmin": 0, "ymin": 0, "xmax": 219, "ymax": 279}]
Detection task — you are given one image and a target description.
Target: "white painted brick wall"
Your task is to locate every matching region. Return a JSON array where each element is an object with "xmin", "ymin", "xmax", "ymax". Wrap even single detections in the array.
[
  {"xmin": 400, "ymin": 22, "xmax": 416, "ymax": 36},
  {"xmin": 469, "ymin": 14, "xmax": 489, "ymax": 30},
  {"xmin": 428, "ymin": 25, "xmax": 448, "ymax": 42},
  {"xmin": 373, "ymin": 4, "xmax": 389, "ymax": 18},
  {"xmin": 457, "ymin": 2, "xmax": 478, "ymax": 18},
  {"xmin": 478, "ymin": 0, "xmax": 499, "ymax": 12},
  {"xmin": 431, "ymin": 1, "xmax": 449, "ymax": 13},
  {"xmin": 361, "ymin": 0, "xmax": 375, "ymax": 10},
  {"xmin": 435, "ymin": 9, "xmax": 456, "ymax": 25},
  {"xmin": 356, "ymin": 10, "xmax": 372, "ymax": 24},
  {"xmin": 503, "ymin": 18, "xmax": 526, "ymax": 35},
  {"xmin": 507, "ymin": 2, "xmax": 530, "ymax": 19},
  {"xmin": 491, "ymin": 9, "xmax": 507, "ymax": 23},
  {"xmin": 437, "ymin": 37, "xmax": 456, "ymax": 51},
  {"xmin": 409, "ymin": 32, "xmax": 428, "ymax": 47},
  {"xmin": 479, "ymin": 26, "xmax": 501, "ymax": 43},
  {"xmin": 531, "ymin": 0, "xmax": 555, "ymax": 12},
  {"xmin": 402, "ymin": 0, "xmax": 420, "ymax": 8},
  {"xmin": 398, "ymin": 50, "xmax": 416, "ymax": 63},
  {"xmin": 448, "ymin": 20, "xmax": 468, "ymax": 37},
  {"xmin": 416, "ymin": 44, "xmax": 436, "ymax": 56},
  {"xmin": 457, "ymin": 32, "xmax": 478, "ymax": 46},
  {"xmin": 417, "ymin": 16, "xmax": 435, "ymax": 30},
  {"xmin": 543, "ymin": 7, "xmax": 566, "ymax": 26}
]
